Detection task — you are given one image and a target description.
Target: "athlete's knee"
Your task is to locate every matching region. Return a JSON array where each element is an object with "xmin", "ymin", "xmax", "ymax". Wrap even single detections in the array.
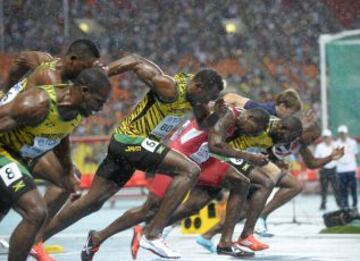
[
  {"xmin": 25, "ymin": 203, "xmax": 48, "ymax": 227},
  {"xmin": 181, "ymin": 161, "xmax": 201, "ymax": 181},
  {"xmin": 293, "ymin": 181, "xmax": 304, "ymax": 195},
  {"xmin": 263, "ymin": 177, "xmax": 275, "ymax": 190},
  {"xmin": 229, "ymin": 175, "xmax": 250, "ymax": 194}
]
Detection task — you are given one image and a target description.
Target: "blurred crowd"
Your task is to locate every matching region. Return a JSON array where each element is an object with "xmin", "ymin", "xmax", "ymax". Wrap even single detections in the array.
[{"xmin": 1, "ymin": 0, "xmax": 360, "ymax": 136}]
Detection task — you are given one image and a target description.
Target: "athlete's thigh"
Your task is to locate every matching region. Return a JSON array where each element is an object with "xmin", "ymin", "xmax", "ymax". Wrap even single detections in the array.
[
  {"xmin": 276, "ymin": 172, "xmax": 299, "ymax": 188},
  {"xmin": 248, "ymin": 168, "xmax": 272, "ymax": 186},
  {"xmin": 156, "ymin": 149, "xmax": 200, "ymax": 177},
  {"xmin": 31, "ymin": 151, "xmax": 63, "ymax": 184},
  {"xmin": 258, "ymin": 161, "xmax": 282, "ymax": 183}
]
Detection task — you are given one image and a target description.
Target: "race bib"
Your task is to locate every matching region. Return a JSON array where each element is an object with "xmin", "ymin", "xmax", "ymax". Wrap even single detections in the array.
[
  {"xmin": 151, "ymin": 116, "xmax": 183, "ymax": 139},
  {"xmin": 0, "ymin": 81, "xmax": 26, "ymax": 105},
  {"xmin": 0, "ymin": 163, "xmax": 22, "ymax": 186},
  {"xmin": 20, "ymin": 137, "xmax": 61, "ymax": 158},
  {"xmin": 190, "ymin": 142, "xmax": 210, "ymax": 164},
  {"xmin": 229, "ymin": 158, "xmax": 244, "ymax": 165},
  {"xmin": 141, "ymin": 138, "xmax": 160, "ymax": 152}
]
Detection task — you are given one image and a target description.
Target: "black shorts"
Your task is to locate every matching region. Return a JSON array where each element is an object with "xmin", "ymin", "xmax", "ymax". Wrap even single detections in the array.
[
  {"xmin": 0, "ymin": 155, "xmax": 36, "ymax": 206},
  {"xmin": 227, "ymin": 158, "xmax": 255, "ymax": 176},
  {"xmin": 96, "ymin": 134, "xmax": 170, "ymax": 187}
]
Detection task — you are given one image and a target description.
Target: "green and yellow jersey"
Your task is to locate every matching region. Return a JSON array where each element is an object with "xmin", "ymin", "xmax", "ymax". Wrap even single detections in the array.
[
  {"xmin": 115, "ymin": 73, "xmax": 193, "ymax": 141},
  {"xmin": 0, "ymin": 84, "xmax": 82, "ymax": 159},
  {"xmin": 229, "ymin": 117, "xmax": 278, "ymax": 151}
]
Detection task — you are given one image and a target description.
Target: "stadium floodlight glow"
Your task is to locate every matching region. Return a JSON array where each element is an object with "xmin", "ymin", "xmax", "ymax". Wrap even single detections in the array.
[
  {"xmin": 222, "ymin": 18, "xmax": 243, "ymax": 34},
  {"xmin": 79, "ymin": 22, "xmax": 90, "ymax": 33},
  {"xmin": 225, "ymin": 22, "xmax": 237, "ymax": 33},
  {"xmin": 75, "ymin": 18, "xmax": 105, "ymax": 35}
]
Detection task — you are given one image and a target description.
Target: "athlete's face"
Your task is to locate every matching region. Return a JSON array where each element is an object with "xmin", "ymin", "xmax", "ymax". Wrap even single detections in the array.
[
  {"xmin": 64, "ymin": 56, "xmax": 98, "ymax": 79},
  {"xmin": 186, "ymin": 81, "xmax": 220, "ymax": 104},
  {"xmin": 237, "ymin": 113, "xmax": 265, "ymax": 136},
  {"xmin": 77, "ymin": 86, "xmax": 109, "ymax": 117},
  {"xmin": 276, "ymin": 104, "xmax": 296, "ymax": 119},
  {"xmin": 270, "ymin": 122, "xmax": 301, "ymax": 144}
]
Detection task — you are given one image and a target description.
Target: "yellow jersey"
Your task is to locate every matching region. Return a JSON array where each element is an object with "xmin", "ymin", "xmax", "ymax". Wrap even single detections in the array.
[
  {"xmin": 115, "ymin": 73, "xmax": 193, "ymax": 140},
  {"xmin": 0, "ymin": 59, "xmax": 60, "ymax": 105},
  {"xmin": 0, "ymin": 84, "xmax": 82, "ymax": 159},
  {"xmin": 229, "ymin": 117, "xmax": 278, "ymax": 150}
]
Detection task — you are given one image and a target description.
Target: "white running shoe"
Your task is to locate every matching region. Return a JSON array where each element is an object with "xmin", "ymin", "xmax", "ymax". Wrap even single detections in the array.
[
  {"xmin": 140, "ymin": 236, "xmax": 181, "ymax": 259},
  {"xmin": 255, "ymin": 217, "xmax": 273, "ymax": 237},
  {"xmin": 162, "ymin": 225, "xmax": 175, "ymax": 239},
  {"xmin": 0, "ymin": 239, "xmax": 9, "ymax": 254}
]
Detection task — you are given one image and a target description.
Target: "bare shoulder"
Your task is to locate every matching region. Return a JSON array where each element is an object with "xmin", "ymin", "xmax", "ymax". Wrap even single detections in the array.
[{"xmin": 12, "ymin": 88, "xmax": 50, "ymax": 122}]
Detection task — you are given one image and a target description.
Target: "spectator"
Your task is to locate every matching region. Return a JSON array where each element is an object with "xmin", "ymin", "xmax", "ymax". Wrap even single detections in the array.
[
  {"xmin": 314, "ymin": 129, "xmax": 341, "ymax": 210},
  {"xmin": 335, "ymin": 125, "xmax": 359, "ymax": 211}
]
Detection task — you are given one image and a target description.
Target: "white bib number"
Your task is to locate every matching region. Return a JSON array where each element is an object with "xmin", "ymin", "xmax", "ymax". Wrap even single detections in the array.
[
  {"xmin": 151, "ymin": 116, "xmax": 183, "ymax": 139},
  {"xmin": 229, "ymin": 158, "xmax": 244, "ymax": 166},
  {"xmin": 141, "ymin": 138, "xmax": 160, "ymax": 152},
  {"xmin": 20, "ymin": 137, "xmax": 61, "ymax": 158},
  {"xmin": 0, "ymin": 81, "xmax": 25, "ymax": 105},
  {"xmin": 190, "ymin": 142, "xmax": 209, "ymax": 164},
  {"xmin": 0, "ymin": 163, "xmax": 22, "ymax": 186}
]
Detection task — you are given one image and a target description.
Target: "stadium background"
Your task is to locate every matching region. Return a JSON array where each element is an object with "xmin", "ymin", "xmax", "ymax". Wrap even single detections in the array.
[{"xmin": 0, "ymin": 0, "xmax": 359, "ymax": 187}]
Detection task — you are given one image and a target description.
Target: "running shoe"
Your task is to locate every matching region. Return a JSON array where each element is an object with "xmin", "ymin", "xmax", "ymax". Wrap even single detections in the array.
[
  {"xmin": 255, "ymin": 217, "xmax": 274, "ymax": 237},
  {"xmin": 30, "ymin": 242, "xmax": 55, "ymax": 261},
  {"xmin": 140, "ymin": 236, "xmax": 181, "ymax": 259},
  {"xmin": 195, "ymin": 235, "xmax": 216, "ymax": 253},
  {"xmin": 236, "ymin": 234, "xmax": 269, "ymax": 251},
  {"xmin": 81, "ymin": 230, "xmax": 100, "ymax": 261},
  {"xmin": 217, "ymin": 244, "xmax": 255, "ymax": 258},
  {"xmin": 131, "ymin": 225, "xmax": 143, "ymax": 260},
  {"xmin": 162, "ymin": 225, "xmax": 174, "ymax": 239},
  {"xmin": 0, "ymin": 239, "xmax": 9, "ymax": 254}
]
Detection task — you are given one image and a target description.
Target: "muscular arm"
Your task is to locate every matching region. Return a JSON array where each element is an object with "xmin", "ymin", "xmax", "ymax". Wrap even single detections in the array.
[
  {"xmin": 4, "ymin": 51, "xmax": 53, "ymax": 91},
  {"xmin": 300, "ymin": 146, "xmax": 343, "ymax": 169},
  {"xmin": 208, "ymin": 109, "xmax": 267, "ymax": 165},
  {"xmin": 107, "ymin": 54, "xmax": 177, "ymax": 101},
  {"xmin": 0, "ymin": 89, "xmax": 49, "ymax": 131}
]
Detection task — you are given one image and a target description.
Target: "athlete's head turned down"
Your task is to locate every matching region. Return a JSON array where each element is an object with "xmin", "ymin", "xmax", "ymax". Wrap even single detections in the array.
[
  {"xmin": 63, "ymin": 39, "xmax": 100, "ymax": 79},
  {"xmin": 71, "ymin": 68, "xmax": 111, "ymax": 117},
  {"xmin": 186, "ymin": 69, "xmax": 224, "ymax": 104}
]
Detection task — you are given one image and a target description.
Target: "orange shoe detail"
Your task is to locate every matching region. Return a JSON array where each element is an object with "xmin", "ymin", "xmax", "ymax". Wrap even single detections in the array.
[
  {"xmin": 236, "ymin": 234, "xmax": 269, "ymax": 251},
  {"xmin": 31, "ymin": 242, "xmax": 56, "ymax": 261},
  {"xmin": 131, "ymin": 225, "xmax": 143, "ymax": 260}
]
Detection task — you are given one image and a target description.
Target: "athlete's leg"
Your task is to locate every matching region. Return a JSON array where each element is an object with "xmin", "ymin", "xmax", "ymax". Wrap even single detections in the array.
[
  {"xmin": 166, "ymin": 186, "xmax": 213, "ymax": 226},
  {"xmin": 10, "ymin": 189, "xmax": 48, "ymax": 261},
  {"xmin": 144, "ymin": 150, "xmax": 201, "ymax": 239},
  {"xmin": 42, "ymin": 153, "xmax": 124, "ymax": 242},
  {"xmin": 31, "ymin": 152, "xmax": 75, "ymax": 219},
  {"xmin": 42, "ymin": 185, "xmax": 70, "ymax": 219},
  {"xmin": 95, "ymin": 193, "xmax": 162, "ymax": 245},
  {"xmin": 260, "ymin": 172, "xmax": 303, "ymax": 220},
  {"xmin": 218, "ymin": 166, "xmax": 250, "ymax": 247},
  {"xmin": 239, "ymin": 167, "xmax": 275, "ymax": 239}
]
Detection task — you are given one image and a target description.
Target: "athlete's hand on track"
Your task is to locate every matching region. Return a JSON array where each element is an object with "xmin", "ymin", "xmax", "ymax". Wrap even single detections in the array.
[
  {"xmin": 331, "ymin": 147, "xmax": 345, "ymax": 160},
  {"xmin": 246, "ymin": 153, "xmax": 269, "ymax": 166}
]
